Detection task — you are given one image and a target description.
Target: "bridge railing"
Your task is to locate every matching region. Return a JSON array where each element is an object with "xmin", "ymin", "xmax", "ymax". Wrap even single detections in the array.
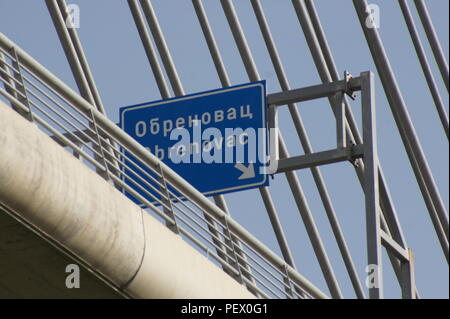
[{"xmin": 0, "ymin": 32, "xmax": 327, "ymax": 299}]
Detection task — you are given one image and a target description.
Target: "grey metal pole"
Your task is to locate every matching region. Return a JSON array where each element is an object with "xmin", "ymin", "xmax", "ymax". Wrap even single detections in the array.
[
  {"xmin": 414, "ymin": 0, "xmax": 449, "ymax": 92},
  {"xmin": 250, "ymin": 0, "xmax": 365, "ymax": 299},
  {"xmin": 192, "ymin": 0, "xmax": 231, "ymax": 88},
  {"xmin": 139, "ymin": 0, "xmax": 184, "ymax": 96},
  {"xmin": 399, "ymin": 0, "xmax": 449, "ymax": 139},
  {"xmin": 353, "ymin": 0, "xmax": 449, "ymax": 245},
  {"xmin": 259, "ymin": 187, "xmax": 296, "ymax": 268},
  {"xmin": 45, "ymin": 0, "xmax": 95, "ymax": 106},
  {"xmin": 361, "ymin": 71, "xmax": 383, "ymax": 299},
  {"xmin": 220, "ymin": 0, "xmax": 343, "ymax": 299},
  {"xmin": 56, "ymin": 0, "xmax": 106, "ymax": 114},
  {"xmin": 127, "ymin": 0, "xmax": 171, "ymax": 99}
]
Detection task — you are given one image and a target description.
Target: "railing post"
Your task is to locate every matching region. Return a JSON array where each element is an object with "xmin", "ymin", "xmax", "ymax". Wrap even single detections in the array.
[
  {"xmin": 10, "ymin": 47, "xmax": 33, "ymax": 121},
  {"xmin": 157, "ymin": 163, "xmax": 179, "ymax": 234}
]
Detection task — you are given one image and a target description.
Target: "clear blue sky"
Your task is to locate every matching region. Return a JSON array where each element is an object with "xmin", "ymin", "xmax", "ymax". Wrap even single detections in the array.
[{"xmin": 1, "ymin": 0, "xmax": 448, "ymax": 298}]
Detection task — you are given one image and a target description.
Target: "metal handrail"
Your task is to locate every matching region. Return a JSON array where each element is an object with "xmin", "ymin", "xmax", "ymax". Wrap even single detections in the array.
[{"xmin": 0, "ymin": 32, "xmax": 328, "ymax": 299}]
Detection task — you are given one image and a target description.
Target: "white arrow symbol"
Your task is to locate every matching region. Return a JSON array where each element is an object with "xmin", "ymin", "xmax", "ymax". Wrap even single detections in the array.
[{"xmin": 234, "ymin": 163, "xmax": 255, "ymax": 180}]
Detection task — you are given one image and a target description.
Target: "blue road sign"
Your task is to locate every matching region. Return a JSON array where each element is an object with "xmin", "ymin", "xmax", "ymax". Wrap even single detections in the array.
[{"xmin": 120, "ymin": 81, "xmax": 268, "ymax": 202}]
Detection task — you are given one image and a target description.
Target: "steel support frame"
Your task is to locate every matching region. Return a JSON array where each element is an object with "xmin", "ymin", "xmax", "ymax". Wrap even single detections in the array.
[
  {"xmin": 298, "ymin": 0, "xmax": 422, "ymax": 297},
  {"xmin": 353, "ymin": 0, "xmax": 449, "ymax": 263},
  {"xmin": 268, "ymin": 72, "xmax": 416, "ymax": 299},
  {"xmin": 268, "ymin": 74, "xmax": 363, "ymax": 175}
]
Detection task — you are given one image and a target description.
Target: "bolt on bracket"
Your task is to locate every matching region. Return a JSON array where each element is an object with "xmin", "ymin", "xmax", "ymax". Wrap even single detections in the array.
[{"xmin": 344, "ymin": 71, "xmax": 357, "ymax": 100}]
